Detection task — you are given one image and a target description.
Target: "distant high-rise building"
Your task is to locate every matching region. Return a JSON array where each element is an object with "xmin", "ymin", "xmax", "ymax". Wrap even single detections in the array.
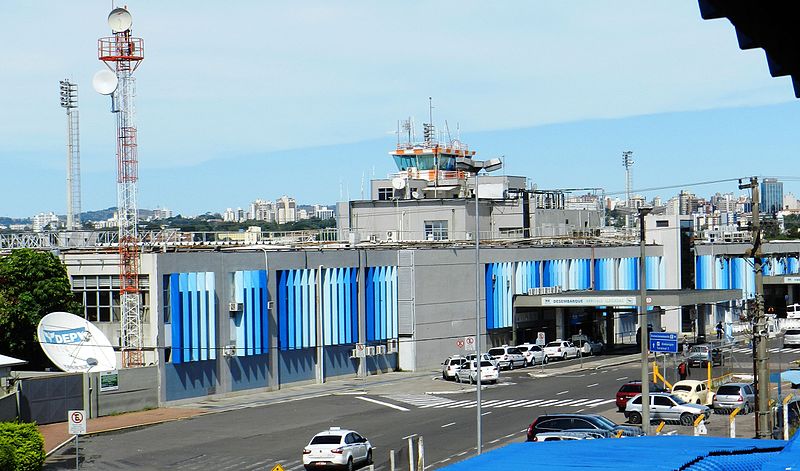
[
  {"xmin": 761, "ymin": 178, "xmax": 783, "ymax": 214},
  {"xmin": 276, "ymin": 196, "xmax": 296, "ymax": 224},
  {"xmin": 314, "ymin": 205, "xmax": 335, "ymax": 220},
  {"xmin": 678, "ymin": 190, "xmax": 699, "ymax": 215},
  {"xmin": 223, "ymin": 208, "xmax": 237, "ymax": 222},
  {"xmin": 32, "ymin": 212, "xmax": 59, "ymax": 232},
  {"xmin": 651, "ymin": 196, "xmax": 663, "ymax": 207},
  {"xmin": 249, "ymin": 199, "xmax": 275, "ymax": 222},
  {"xmin": 152, "ymin": 207, "xmax": 173, "ymax": 220},
  {"xmin": 784, "ymin": 192, "xmax": 800, "ymax": 211}
]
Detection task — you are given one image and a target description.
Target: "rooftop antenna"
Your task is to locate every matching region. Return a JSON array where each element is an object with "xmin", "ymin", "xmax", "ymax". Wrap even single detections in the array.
[
  {"xmin": 445, "ymin": 120, "xmax": 452, "ymax": 144},
  {"xmin": 360, "ymin": 171, "xmax": 365, "ymax": 200},
  {"xmin": 428, "ymin": 96, "xmax": 433, "ymax": 127},
  {"xmin": 59, "ymin": 79, "xmax": 82, "ymax": 230},
  {"xmin": 622, "ymin": 151, "xmax": 634, "ymax": 208},
  {"xmin": 396, "ymin": 120, "xmax": 400, "ymax": 147}
]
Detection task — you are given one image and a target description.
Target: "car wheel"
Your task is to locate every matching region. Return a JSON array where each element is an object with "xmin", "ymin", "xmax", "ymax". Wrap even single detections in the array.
[
  {"xmin": 443, "ymin": 372, "xmax": 447, "ymax": 380},
  {"xmin": 346, "ymin": 457, "xmax": 354, "ymax": 471},
  {"xmin": 628, "ymin": 411, "xmax": 642, "ymax": 424},
  {"xmin": 508, "ymin": 362, "xmax": 513, "ymax": 371},
  {"xmin": 696, "ymin": 400, "xmax": 701, "ymax": 405},
  {"xmin": 743, "ymin": 403, "xmax": 751, "ymax": 415},
  {"xmin": 455, "ymin": 374, "xmax": 461, "ymax": 383},
  {"xmin": 562, "ymin": 353, "xmax": 567, "ymax": 361},
  {"xmin": 680, "ymin": 413, "xmax": 694, "ymax": 426},
  {"xmin": 543, "ymin": 356, "xmax": 548, "ymax": 365},
  {"xmin": 366, "ymin": 449, "xmax": 373, "ymax": 465},
  {"xmin": 469, "ymin": 375, "xmax": 475, "ymax": 385}
]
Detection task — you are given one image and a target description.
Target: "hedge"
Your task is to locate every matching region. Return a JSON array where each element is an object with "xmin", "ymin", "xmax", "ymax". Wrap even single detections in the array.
[{"xmin": 0, "ymin": 422, "xmax": 45, "ymax": 471}]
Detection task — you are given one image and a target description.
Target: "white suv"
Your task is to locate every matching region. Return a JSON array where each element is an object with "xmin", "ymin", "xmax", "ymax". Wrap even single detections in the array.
[
  {"xmin": 441, "ymin": 356, "xmax": 466, "ymax": 380},
  {"xmin": 543, "ymin": 340, "xmax": 579, "ymax": 360},
  {"xmin": 487, "ymin": 345, "xmax": 526, "ymax": 370},
  {"xmin": 303, "ymin": 427, "xmax": 373, "ymax": 471}
]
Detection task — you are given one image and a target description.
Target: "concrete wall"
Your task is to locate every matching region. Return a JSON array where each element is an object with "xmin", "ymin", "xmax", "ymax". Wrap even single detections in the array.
[{"xmin": 89, "ymin": 366, "xmax": 158, "ymax": 417}]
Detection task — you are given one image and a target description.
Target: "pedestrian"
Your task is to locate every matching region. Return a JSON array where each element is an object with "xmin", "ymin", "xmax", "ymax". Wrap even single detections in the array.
[
  {"xmin": 716, "ymin": 321, "xmax": 723, "ymax": 340},
  {"xmin": 678, "ymin": 361, "xmax": 689, "ymax": 381},
  {"xmin": 682, "ymin": 335, "xmax": 690, "ymax": 357}
]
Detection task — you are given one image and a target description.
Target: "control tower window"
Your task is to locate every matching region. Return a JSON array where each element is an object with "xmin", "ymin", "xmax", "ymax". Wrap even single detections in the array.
[
  {"xmin": 378, "ymin": 188, "xmax": 393, "ymax": 200},
  {"xmin": 424, "ymin": 220, "xmax": 448, "ymax": 241}
]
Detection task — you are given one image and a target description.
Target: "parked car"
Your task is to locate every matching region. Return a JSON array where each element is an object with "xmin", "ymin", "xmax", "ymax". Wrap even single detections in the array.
[
  {"xmin": 441, "ymin": 356, "xmax": 466, "ymax": 381},
  {"xmin": 713, "ymin": 383, "xmax": 755, "ymax": 413},
  {"xmin": 487, "ymin": 346, "xmax": 526, "ymax": 370},
  {"xmin": 616, "ymin": 381, "xmax": 667, "ymax": 412},
  {"xmin": 530, "ymin": 429, "xmax": 614, "ymax": 441},
  {"xmin": 671, "ymin": 380, "xmax": 713, "ymax": 405},
  {"xmin": 625, "ymin": 392, "xmax": 711, "ymax": 426},
  {"xmin": 570, "ymin": 334, "xmax": 604, "ymax": 355},
  {"xmin": 687, "ymin": 344, "xmax": 723, "ymax": 368},
  {"xmin": 465, "ymin": 352, "xmax": 499, "ymax": 368},
  {"xmin": 787, "ymin": 304, "xmax": 800, "ymax": 320},
  {"xmin": 302, "ymin": 426, "xmax": 373, "ymax": 471},
  {"xmin": 516, "ymin": 343, "xmax": 548, "ymax": 366},
  {"xmin": 455, "ymin": 359, "xmax": 499, "ymax": 384},
  {"xmin": 526, "ymin": 413, "xmax": 643, "ymax": 441},
  {"xmin": 784, "ymin": 329, "xmax": 800, "ymax": 348},
  {"xmin": 543, "ymin": 340, "xmax": 579, "ymax": 361}
]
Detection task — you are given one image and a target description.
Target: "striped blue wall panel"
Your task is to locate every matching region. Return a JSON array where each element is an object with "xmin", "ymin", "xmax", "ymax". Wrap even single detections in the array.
[
  {"xmin": 167, "ymin": 272, "xmax": 216, "ymax": 364},
  {"xmin": 485, "ymin": 262, "xmax": 513, "ymax": 330},
  {"xmin": 485, "ymin": 264, "xmax": 496, "ymax": 330},
  {"xmin": 618, "ymin": 258, "xmax": 638, "ymax": 290},
  {"xmin": 277, "ymin": 269, "xmax": 318, "ymax": 350},
  {"xmin": 568, "ymin": 259, "xmax": 591, "ymax": 290},
  {"xmin": 789, "ymin": 257, "xmax": 800, "ymax": 274},
  {"xmin": 365, "ymin": 266, "xmax": 397, "ymax": 342},
  {"xmin": 232, "ymin": 270, "xmax": 268, "ymax": 357},
  {"xmin": 352, "ymin": 269, "xmax": 361, "ymax": 339},
  {"xmin": 593, "ymin": 258, "xmax": 615, "ymax": 291},
  {"xmin": 645, "ymin": 257, "xmax": 661, "ymax": 290}
]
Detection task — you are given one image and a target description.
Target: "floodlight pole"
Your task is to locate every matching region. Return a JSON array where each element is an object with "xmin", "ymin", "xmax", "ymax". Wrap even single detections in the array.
[
  {"xmin": 475, "ymin": 169, "xmax": 483, "ymax": 454},
  {"xmin": 638, "ymin": 207, "xmax": 652, "ymax": 435}
]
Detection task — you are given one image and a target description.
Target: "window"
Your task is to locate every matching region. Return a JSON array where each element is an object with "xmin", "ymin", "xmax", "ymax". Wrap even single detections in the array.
[
  {"xmin": 572, "ymin": 419, "xmax": 596, "ymax": 429},
  {"xmin": 654, "ymin": 396, "xmax": 673, "ymax": 407},
  {"xmin": 71, "ymin": 275, "xmax": 150, "ymax": 324},
  {"xmin": 424, "ymin": 220, "xmax": 448, "ymax": 240},
  {"xmin": 656, "ymin": 220, "xmax": 670, "ymax": 228},
  {"xmin": 377, "ymin": 188, "xmax": 393, "ymax": 200}
]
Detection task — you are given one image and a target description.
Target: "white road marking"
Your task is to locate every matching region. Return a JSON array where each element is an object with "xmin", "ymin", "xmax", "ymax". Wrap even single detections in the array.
[
  {"xmin": 489, "ymin": 438, "xmax": 501, "ymax": 444},
  {"xmin": 441, "ymin": 422, "xmax": 456, "ymax": 428},
  {"xmin": 616, "ymin": 376, "xmax": 628, "ymax": 381},
  {"xmin": 357, "ymin": 396, "xmax": 409, "ymax": 411},
  {"xmin": 576, "ymin": 408, "xmax": 585, "ymax": 412},
  {"xmin": 523, "ymin": 399, "xmax": 548, "ymax": 407},
  {"xmin": 489, "ymin": 399, "xmax": 518, "ymax": 407},
  {"xmin": 587, "ymin": 383, "xmax": 599, "ymax": 388},
  {"xmin": 481, "ymin": 411, "xmax": 492, "ymax": 416},
  {"xmin": 557, "ymin": 390, "xmax": 569, "ymax": 395},
  {"xmin": 402, "ymin": 433, "xmax": 418, "ymax": 440},
  {"xmin": 587, "ymin": 399, "xmax": 617, "ymax": 407}
]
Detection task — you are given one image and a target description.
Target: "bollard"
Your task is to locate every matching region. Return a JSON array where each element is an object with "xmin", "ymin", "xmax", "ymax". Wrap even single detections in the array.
[
  {"xmin": 416, "ymin": 436, "xmax": 425, "ymax": 471},
  {"xmin": 655, "ymin": 421, "xmax": 666, "ymax": 435},
  {"xmin": 407, "ymin": 437, "xmax": 414, "ymax": 471},
  {"xmin": 693, "ymin": 413, "xmax": 706, "ymax": 437},
  {"xmin": 390, "ymin": 449, "xmax": 395, "ymax": 471},
  {"xmin": 729, "ymin": 406, "xmax": 741, "ymax": 438},
  {"xmin": 615, "ymin": 430, "xmax": 624, "ymax": 438}
]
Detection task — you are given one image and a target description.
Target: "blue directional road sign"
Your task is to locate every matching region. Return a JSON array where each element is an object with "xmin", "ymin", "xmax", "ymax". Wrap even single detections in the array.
[{"xmin": 649, "ymin": 332, "xmax": 678, "ymax": 353}]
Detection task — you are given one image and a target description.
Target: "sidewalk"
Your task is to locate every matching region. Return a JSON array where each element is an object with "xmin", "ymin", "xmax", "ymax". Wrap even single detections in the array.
[{"xmin": 41, "ymin": 352, "xmax": 642, "ymax": 457}]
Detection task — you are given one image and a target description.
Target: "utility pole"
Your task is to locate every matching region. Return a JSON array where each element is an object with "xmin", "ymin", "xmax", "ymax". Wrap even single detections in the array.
[
  {"xmin": 638, "ymin": 207, "xmax": 652, "ymax": 435},
  {"xmin": 739, "ymin": 177, "xmax": 771, "ymax": 438}
]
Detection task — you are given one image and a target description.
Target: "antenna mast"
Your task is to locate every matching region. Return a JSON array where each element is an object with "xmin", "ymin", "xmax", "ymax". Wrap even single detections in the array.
[
  {"xmin": 622, "ymin": 150, "xmax": 634, "ymax": 207},
  {"xmin": 60, "ymin": 80, "xmax": 82, "ymax": 230},
  {"xmin": 97, "ymin": 7, "xmax": 145, "ymax": 368}
]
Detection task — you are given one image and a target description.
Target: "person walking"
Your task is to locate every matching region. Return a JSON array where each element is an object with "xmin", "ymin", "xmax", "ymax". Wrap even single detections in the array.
[
  {"xmin": 678, "ymin": 360, "xmax": 690, "ymax": 381},
  {"xmin": 682, "ymin": 335, "xmax": 690, "ymax": 357},
  {"xmin": 716, "ymin": 321, "xmax": 724, "ymax": 340}
]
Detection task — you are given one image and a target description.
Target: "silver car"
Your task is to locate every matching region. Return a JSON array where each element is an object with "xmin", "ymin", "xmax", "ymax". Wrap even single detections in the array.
[
  {"xmin": 530, "ymin": 429, "xmax": 613, "ymax": 441},
  {"xmin": 625, "ymin": 392, "xmax": 711, "ymax": 426},
  {"xmin": 713, "ymin": 383, "xmax": 755, "ymax": 413}
]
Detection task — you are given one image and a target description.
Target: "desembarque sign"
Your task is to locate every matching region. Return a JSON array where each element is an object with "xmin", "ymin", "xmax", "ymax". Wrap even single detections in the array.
[
  {"xmin": 541, "ymin": 296, "xmax": 636, "ymax": 307},
  {"xmin": 37, "ymin": 312, "xmax": 117, "ymax": 373}
]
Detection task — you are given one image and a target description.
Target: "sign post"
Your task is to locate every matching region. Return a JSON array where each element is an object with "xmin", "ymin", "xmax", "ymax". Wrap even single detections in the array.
[
  {"xmin": 68, "ymin": 409, "xmax": 86, "ymax": 469},
  {"xmin": 649, "ymin": 332, "xmax": 678, "ymax": 354}
]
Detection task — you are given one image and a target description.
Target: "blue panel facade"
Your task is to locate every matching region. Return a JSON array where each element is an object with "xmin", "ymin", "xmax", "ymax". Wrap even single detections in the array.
[
  {"xmin": 323, "ymin": 345, "xmax": 358, "ymax": 378},
  {"xmin": 166, "ymin": 272, "xmax": 216, "ymax": 364},
  {"xmin": 278, "ymin": 348, "xmax": 316, "ymax": 384},
  {"xmin": 321, "ymin": 267, "xmax": 359, "ymax": 346},
  {"xmin": 366, "ymin": 266, "xmax": 398, "ymax": 342},
  {"xmin": 277, "ymin": 269, "xmax": 318, "ymax": 350},
  {"xmin": 232, "ymin": 270, "xmax": 269, "ymax": 357},
  {"xmin": 228, "ymin": 355, "xmax": 268, "ymax": 392},
  {"xmin": 164, "ymin": 361, "xmax": 217, "ymax": 401}
]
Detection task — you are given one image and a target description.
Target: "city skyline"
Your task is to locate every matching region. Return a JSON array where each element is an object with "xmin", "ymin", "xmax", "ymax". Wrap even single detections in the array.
[{"xmin": 2, "ymin": 2, "xmax": 800, "ymax": 217}]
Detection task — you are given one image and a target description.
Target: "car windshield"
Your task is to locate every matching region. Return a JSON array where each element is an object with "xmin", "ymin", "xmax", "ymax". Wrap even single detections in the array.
[
  {"xmin": 716, "ymin": 385, "xmax": 741, "ymax": 395},
  {"xmin": 787, "ymin": 330, "xmax": 800, "ymax": 335},
  {"xmin": 517, "ymin": 346, "xmax": 529, "ymax": 352},
  {"xmin": 690, "ymin": 346, "xmax": 708, "ymax": 353},
  {"xmin": 546, "ymin": 342, "xmax": 562, "ymax": 347},
  {"xmin": 673, "ymin": 385, "xmax": 692, "ymax": 392},
  {"xmin": 669, "ymin": 394, "xmax": 687, "ymax": 405},
  {"xmin": 310, "ymin": 435, "xmax": 343, "ymax": 445},
  {"xmin": 479, "ymin": 360, "xmax": 493, "ymax": 367},
  {"xmin": 592, "ymin": 415, "xmax": 617, "ymax": 428}
]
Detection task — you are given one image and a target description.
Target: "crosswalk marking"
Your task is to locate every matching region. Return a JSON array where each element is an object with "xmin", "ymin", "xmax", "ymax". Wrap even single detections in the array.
[
  {"xmin": 732, "ymin": 347, "xmax": 800, "ymax": 354},
  {"xmin": 587, "ymin": 399, "xmax": 617, "ymax": 407},
  {"xmin": 379, "ymin": 393, "xmax": 623, "ymax": 411}
]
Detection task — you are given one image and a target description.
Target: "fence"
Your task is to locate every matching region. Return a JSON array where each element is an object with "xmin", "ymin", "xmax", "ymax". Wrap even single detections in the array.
[{"xmin": 0, "ymin": 390, "xmax": 17, "ymax": 422}]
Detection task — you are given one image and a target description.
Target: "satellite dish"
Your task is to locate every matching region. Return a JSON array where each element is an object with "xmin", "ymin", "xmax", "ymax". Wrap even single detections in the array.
[
  {"xmin": 108, "ymin": 7, "xmax": 133, "ymax": 33},
  {"xmin": 92, "ymin": 69, "xmax": 118, "ymax": 95},
  {"xmin": 37, "ymin": 312, "xmax": 117, "ymax": 373},
  {"xmin": 391, "ymin": 177, "xmax": 406, "ymax": 190}
]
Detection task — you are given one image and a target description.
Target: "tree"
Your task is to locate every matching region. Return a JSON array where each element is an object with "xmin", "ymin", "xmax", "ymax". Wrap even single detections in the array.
[{"xmin": 0, "ymin": 249, "xmax": 82, "ymax": 369}]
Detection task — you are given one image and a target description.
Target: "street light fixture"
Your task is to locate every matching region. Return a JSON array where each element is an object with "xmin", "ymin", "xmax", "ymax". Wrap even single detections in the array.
[{"xmin": 458, "ymin": 158, "xmax": 503, "ymax": 455}]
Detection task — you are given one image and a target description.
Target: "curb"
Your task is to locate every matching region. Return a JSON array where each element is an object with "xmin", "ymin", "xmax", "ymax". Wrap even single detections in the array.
[{"xmin": 527, "ymin": 356, "xmax": 641, "ymax": 378}]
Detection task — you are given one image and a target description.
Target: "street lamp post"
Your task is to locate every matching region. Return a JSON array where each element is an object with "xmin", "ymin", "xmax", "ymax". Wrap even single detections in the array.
[
  {"xmin": 638, "ymin": 207, "xmax": 652, "ymax": 435},
  {"xmin": 471, "ymin": 159, "xmax": 502, "ymax": 455}
]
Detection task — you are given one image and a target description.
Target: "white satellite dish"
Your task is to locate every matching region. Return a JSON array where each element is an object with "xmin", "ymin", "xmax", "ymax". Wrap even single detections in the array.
[
  {"xmin": 391, "ymin": 177, "xmax": 406, "ymax": 190},
  {"xmin": 92, "ymin": 69, "xmax": 118, "ymax": 95},
  {"xmin": 37, "ymin": 312, "xmax": 117, "ymax": 373},
  {"xmin": 108, "ymin": 7, "xmax": 133, "ymax": 33}
]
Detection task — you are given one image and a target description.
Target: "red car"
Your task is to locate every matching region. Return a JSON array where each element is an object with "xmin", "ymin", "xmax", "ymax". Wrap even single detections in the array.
[{"xmin": 615, "ymin": 381, "xmax": 666, "ymax": 412}]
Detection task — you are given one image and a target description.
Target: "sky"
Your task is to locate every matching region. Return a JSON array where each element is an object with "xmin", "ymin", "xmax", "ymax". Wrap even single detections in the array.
[{"xmin": 1, "ymin": 1, "xmax": 799, "ymax": 218}]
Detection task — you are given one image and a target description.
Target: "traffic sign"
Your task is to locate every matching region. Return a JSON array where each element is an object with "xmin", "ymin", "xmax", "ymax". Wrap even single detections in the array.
[
  {"xmin": 355, "ymin": 343, "xmax": 366, "ymax": 358},
  {"xmin": 536, "ymin": 332, "xmax": 546, "ymax": 346},
  {"xmin": 272, "ymin": 465, "xmax": 285, "ymax": 471},
  {"xmin": 68, "ymin": 409, "xmax": 86, "ymax": 435},
  {"xmin": 465, "ymin": 336, "xmax": 476, "ymax": 352},
  {"xmin": 649, "ymin": 332, "xmax": 678, "ymax": 353},
  {"xmin": 456, "ymin": 339, "xmax": 465, "ymax": 349}
]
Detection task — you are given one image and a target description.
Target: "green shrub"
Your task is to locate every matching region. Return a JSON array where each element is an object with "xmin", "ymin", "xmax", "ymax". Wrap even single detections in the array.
[{"xmin": 0, "ymin": 422, "xmax": 45, "ymax": 471}]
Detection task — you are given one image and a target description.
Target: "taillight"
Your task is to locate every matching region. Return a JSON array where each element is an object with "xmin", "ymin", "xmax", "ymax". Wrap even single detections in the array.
[
  {"xmin": 303, "ymin": 449, "xmax": 311, "ymax": 454},
  {"xmin": 738, "ymin": 394, "xmax": 743, "ymax": 402},
  {"xmin": 532, "ymin": 436, "xmax": 539, "ymax": 442},
  {"xmin": 527, "ymin": 418, "xmax": 539, "ymax": 438},
  {"xmin": 331, "ymin": 448, "xmax": 344, "ymax": 454},
  {"xmin": 558, "ymin": 348, "xmax": 562, "ymax": 352},
  {"xmin": 712, "ymin": 394, "xmax": 717, "ymax": 401}
]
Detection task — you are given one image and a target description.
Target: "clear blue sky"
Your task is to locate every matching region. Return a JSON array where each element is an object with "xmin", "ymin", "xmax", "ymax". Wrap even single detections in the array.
[{"xmin": 1, "ymin": 1, "xmax": 798, "ymax": 218}]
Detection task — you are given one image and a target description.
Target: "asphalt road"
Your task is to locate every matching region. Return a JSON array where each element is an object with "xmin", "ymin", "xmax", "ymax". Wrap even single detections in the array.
[{"xmin": 44, "ymin": 338, "xmax": 800, "ymax": 470}]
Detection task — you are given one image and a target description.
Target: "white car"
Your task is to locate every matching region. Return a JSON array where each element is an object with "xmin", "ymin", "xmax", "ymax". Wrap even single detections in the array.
[
  {"xmin": 785, "ymin": 329, "xmax": 800, "ymax": 347},
  {"xmin": 455, "ymin": 360, "xmax": 499, "ymax": 384},
  {"xmin": 441, "ymin": 355, "xmax": 466, "ymax": 380},
  {"xmin": 487, "ymin": 346, "xmax": 526, "ymax": 370},
  {"xmin": 303, "ymin": 427, "xmax": 373, "ymax": 471},
  {"xmin": 465, "ymin": 352, "xmax": 499, "ymax": 368},
  {"xmin": 543, "ymin": 340, "xmax": 579, "ymax": 360},
  {"xmin": 570, "ymin": 335, "xmax": 604, "ymax": 356},
  {"xmin": 624, "ymin": 393, "xmax": 711, "ymax": 426},
  {"xmin": 516, "ymin": 343, "xmax": 548, "ymax": 366}
]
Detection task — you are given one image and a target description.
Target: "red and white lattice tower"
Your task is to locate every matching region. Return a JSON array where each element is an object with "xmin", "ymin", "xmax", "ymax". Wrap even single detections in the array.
[{"xmin": 97, "ymin": 7, "xmax": 145, "ymax": 368}]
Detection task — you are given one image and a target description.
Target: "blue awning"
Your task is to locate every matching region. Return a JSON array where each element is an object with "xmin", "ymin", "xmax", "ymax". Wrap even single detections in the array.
[{"xmin": 781, "ymin": 370, "xmax": 800, "ymax": 384}]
